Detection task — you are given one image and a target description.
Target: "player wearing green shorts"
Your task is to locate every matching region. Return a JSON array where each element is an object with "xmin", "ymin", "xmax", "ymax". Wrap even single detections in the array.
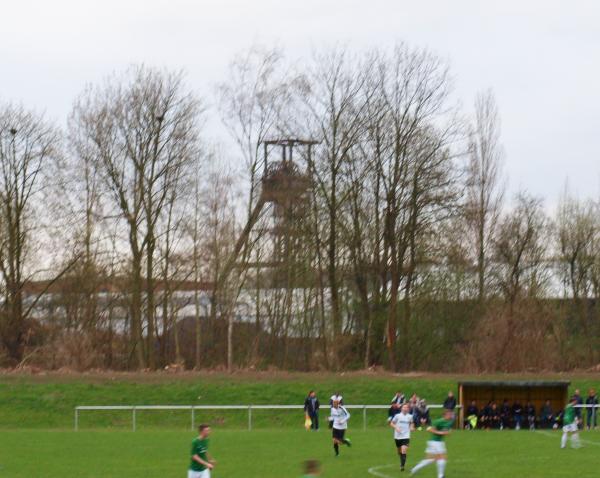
[
  {"xmin": 188, "ymin": 424, "xmax": 216, "ymax": 478},
  {"xmin": 411, "ymin": 409, "xmax": 454, "ymax": 478},
  {"xmin": 561, "ymin": 397, "xmax": 582, "ymax": 449}
]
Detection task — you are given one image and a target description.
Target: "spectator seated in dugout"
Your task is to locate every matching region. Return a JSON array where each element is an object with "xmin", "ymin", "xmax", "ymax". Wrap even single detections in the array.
[
  {"xmin": 479, "ymin": 400, "xmax": 492, "ymax": 429},
  {"xmin": 488, "ymin": 402, "xmax": 501, "ymax": 429},
  {"xmin": 479, "ymin": 401, "xmax": 500, "ymax": 429},
  {"xmin": 500, "ymin": 399, "xmax": 511, "ymax": 430},
  {"xmin": 525, "ymin": 401, "xmax": 536, "ymax": 430},
  {"xmin": 511, "ymin": 400, "xmax": 523, "ymax": 430},
  {"xmin": 469, "ymin": 399, "xmax": 530, "ymax": 430},
  {"xmin": 554, "ymin": 409, "xmax": 565, "ymax": 429},
  {"xmin": 540, "ymin": 399, "xmax": 554, "ymax": 429},
  {"xmin": 464, "ymin": 400, "xmax": 478, "ymax": 430}
]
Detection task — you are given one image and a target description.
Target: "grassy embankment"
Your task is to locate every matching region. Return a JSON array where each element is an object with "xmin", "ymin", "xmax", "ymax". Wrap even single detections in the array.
[{"xmin": 1, "ymin": 371, "xmax": 598, "ymax": 430}]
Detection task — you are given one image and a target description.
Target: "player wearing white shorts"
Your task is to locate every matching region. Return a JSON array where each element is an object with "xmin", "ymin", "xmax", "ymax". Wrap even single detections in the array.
[
  {"xmin": 389, "ymin": 403, "xmax": 415, "ymax": 471},
  {"xmin": 188, "ymin": 424, "xmax": 216, "ymax": 478},
  {"xmin": 561, "ymin": 397, "xmax": 582, "ymax": 449},
  {"xmin": 411, "ymin": 409, "xmax": 454, "ymax": 478}
]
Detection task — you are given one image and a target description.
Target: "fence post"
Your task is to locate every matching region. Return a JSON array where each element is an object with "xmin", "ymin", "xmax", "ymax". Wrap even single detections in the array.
[
  {"xmin": 74, "ymin": 408, "xmax": 79, "ymax": 432},
  {"xmin": 191, "ymin": 406, "xmax": 195, "ymax": 431},
  {"xmin": 363, "ymin": 406, "xmax": 367, "ymax": 431},
  {"xmin": 132, "ymin": 407, "xmax": 136, "ymax": 432},
  {"xmin": 248, "ymin": 405, "xmax": 252, "ymax": 431}
]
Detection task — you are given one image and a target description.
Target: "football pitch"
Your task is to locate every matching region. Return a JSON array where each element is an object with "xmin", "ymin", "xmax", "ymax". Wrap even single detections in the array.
[{"xmin": 0, "ymin": 428, "xmax": 597, "ymax": 477}]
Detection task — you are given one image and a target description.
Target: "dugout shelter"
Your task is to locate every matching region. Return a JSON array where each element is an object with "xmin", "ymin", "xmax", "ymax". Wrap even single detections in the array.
[{"xmin": 458, "ymin": 380, "xmax": 570, "ymax": 429}]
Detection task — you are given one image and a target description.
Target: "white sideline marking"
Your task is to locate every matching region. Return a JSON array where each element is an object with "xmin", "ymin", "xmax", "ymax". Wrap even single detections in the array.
[
  {"xmin": 367, "ymin": 464, "xmax": 395, "ymax": 478},
  {"xmin": 368, "ymin": 459, "xmax": 471, "ymax": 477},
  {"xmin": 536, "ymin": 430, "xmax": 600, "ymax": 447}
]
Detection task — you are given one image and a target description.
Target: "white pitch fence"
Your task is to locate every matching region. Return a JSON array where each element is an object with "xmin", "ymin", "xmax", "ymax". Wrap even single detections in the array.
[{"xmin": 74, "ymin": 404, "xmax": 455, "ymax": 432}]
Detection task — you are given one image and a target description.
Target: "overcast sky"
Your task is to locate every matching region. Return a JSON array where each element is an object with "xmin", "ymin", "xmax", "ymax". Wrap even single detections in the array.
[{"xmin": 1, "ymin": 0, "xmax": 599, "ymax": 208}]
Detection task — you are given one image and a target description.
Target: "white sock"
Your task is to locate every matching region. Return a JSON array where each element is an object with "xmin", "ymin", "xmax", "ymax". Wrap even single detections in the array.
[
  {"xmin": 572, "ymin": 433, "xmax": 581, "ymax": 448},
  {"xmin": 561, "ymin": 433, "xmax": 568, "ymax": 448},
  {"xmin": 436, "ymin": 459, "xmax": 446, "ymax": 478},
  {"xmin": 411, "ymin": 459, "xmax": 434, "ymax": 474}
]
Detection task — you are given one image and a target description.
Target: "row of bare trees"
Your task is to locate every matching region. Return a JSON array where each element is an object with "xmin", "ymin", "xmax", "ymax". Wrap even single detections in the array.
[{"xmin": 0, "ymin": 44, "xmax": 598, "ymax": 372}]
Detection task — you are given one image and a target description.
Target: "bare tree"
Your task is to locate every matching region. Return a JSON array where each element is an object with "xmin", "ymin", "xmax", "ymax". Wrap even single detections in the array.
[
  {"xmin": 368, "ymin": 45, "xmax": 459, "ymax": 369},
  {"xmin": 555, "ymin": 191, "xmax": 599, "ymax": 346},
  {"xmin": 344, "ymin": 149, "xmax": 377, "ymax": 368},
  {"xmin": 301, "ymin": 48, "xmax": 372, "ymax": 366},
  {"xmin": 157, "ymin": 157, "xmax": 192, "ymax": 366},
  {"xmin": 0, "ymin": 103, "xmax": 61, "ymax": 363},
  {"xmin": 188, "ymin": 167, "xmax": 205, "ymax": 369},
  {"xmin": 6, "ymin": 45, "xmax": 600, "ymax": 373},
  {"xmin": 218, "ymin": 45, "xmax": 292, "ymax": 178},
  {"xmin": 191, "ymin": 161, "xmax": 239, "ymax": 370},
  {"xmin": 70, "ymin": 66, "xmax": 202, "ymax": 369},
  {"xmin": 465, "ymin": 90, "xmax": 505, "ymax": 302},
  {"xmin": 217, "ymin": 46, "xmax": 298, "ymax": 367},
  {"xmin": 556, "ymin": 192, "xmax": 597, "ymax": 301},
  {"xmin": 493, "ymin": 193, "xmax": 548, "ymax": 308}
]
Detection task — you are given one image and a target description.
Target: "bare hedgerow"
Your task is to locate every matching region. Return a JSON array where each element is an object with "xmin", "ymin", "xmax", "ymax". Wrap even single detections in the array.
[{"xmin": 459, "ymin": 300, "xmax": 563, "ymax": 372}]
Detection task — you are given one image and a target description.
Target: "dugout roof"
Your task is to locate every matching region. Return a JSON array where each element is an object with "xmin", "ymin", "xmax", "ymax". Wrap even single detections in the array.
[{"xmin": 458, "ymin": 380, "xmax": 570, "ymax": 388}]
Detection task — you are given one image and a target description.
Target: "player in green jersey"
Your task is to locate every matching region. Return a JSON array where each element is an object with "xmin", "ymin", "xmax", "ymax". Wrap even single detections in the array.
[
  {"xmin": 561, "ymin": 397, "xmax": 582, "ymax": 449},
  {"xmin": 301, "ymin": 459, "xmax": 321, "ymax": 477},
  {"xmin": 188, "ymin": 424, "xmax": 216, "ymax": 478},
  {"xmin": 410, "ymin": 409, "xmax": 454, "ymax": 478}
]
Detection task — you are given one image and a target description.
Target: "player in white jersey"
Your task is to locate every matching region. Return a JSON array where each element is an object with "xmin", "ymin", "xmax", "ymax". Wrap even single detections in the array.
[
  {"xmin": 328, "ymin": 392, "xmax": 343, "ymax": 428},
  {"xmin": 330, "ymin": 392, "xmax": 343, "ymax": 405},
  {"xmin": 390, "ymin": 403, "xmax": 415, "ymax": 471},
  {"xmin": 330, "ymin": 400, "xmax": 352, "ymax": 456}
]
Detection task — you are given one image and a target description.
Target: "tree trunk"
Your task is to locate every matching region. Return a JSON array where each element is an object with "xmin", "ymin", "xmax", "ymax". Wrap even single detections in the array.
[
  {"xmin": 146, "ymin": 240, "xmax": 156, "ymax": 369},
  {"xmin": 387, "ymin": 273, "xmax": 399, "ymax": 371},
  {"xmin": 194, "ymin": 286, "xmax": 201, "ymax": 369},
  {"xmin": 130, "ymin": 251, "xmax": 146, "ymax": 368},
  {"xmin": 364, "ymin": 317, "xmax": 372, "ymax": 369},
  {"xmin": 227, "ymin": 310, "xmax": 234, "ymax": 372},
  {"xmin": 328, "ymin": 207, "xmax": 342, "ymax": 368}
]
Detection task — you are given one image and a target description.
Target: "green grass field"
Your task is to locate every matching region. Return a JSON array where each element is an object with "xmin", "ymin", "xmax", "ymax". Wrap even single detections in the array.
[
  {"xmin": 1, "ymin": 372, "xmax": 599, "ymax": 476},
  {"xmin": 0, "ymin": 428, "xmax": 598, "ymax": 477}
]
